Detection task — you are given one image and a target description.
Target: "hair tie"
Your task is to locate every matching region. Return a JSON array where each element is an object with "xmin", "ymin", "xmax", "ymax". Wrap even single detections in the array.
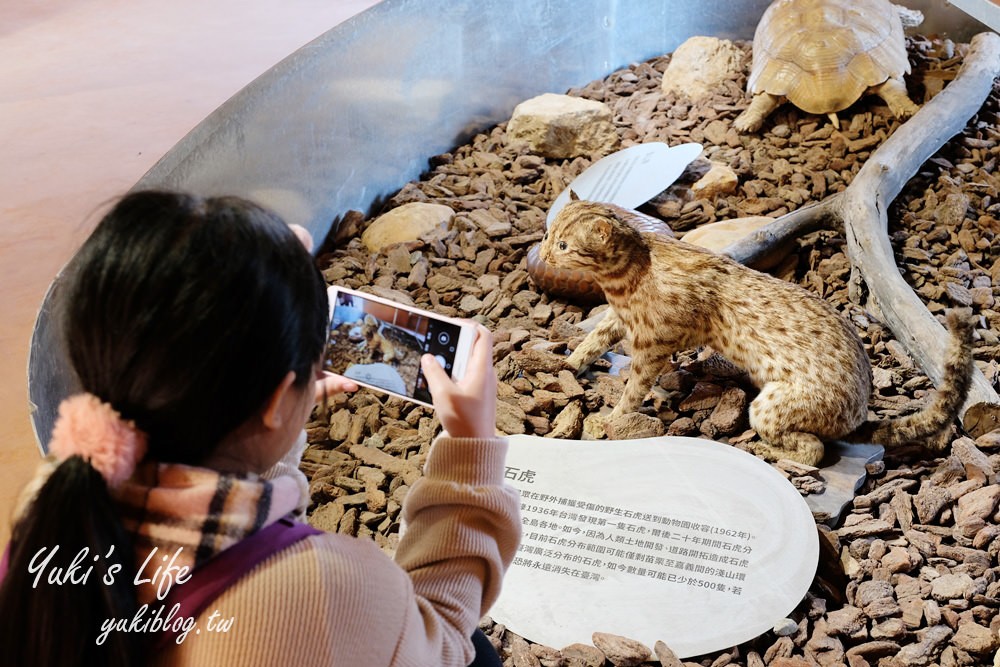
[{"xmin": 49, "ymin": 393, "xmax": 147, "ymax": 488}]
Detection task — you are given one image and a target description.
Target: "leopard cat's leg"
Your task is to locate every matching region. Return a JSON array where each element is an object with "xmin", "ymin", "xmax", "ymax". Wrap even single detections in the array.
[
  {"xmin": 566, "ymin": 310, "xmax": 626, "ymax": 373},
  {"xmin": 608, "ymin": 347, "xmax": 674, "ymax": 420},
  {"xmin": 748, "ymin": 381, "xmax": 826, "ymax": 466}
]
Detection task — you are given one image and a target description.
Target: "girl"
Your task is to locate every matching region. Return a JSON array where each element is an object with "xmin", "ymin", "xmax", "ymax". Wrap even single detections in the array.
[{"xmin": 0, "ymin": 191, "xmax": 520, "ymax": 666}]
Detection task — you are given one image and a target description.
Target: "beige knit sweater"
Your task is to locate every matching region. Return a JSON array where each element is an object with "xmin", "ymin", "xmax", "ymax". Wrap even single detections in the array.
[{"xmin": 150, "ymin": 436, "xmax": 521, "ymax": 666}]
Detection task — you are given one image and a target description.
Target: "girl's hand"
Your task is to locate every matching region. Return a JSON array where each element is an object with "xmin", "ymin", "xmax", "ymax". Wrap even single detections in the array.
[
  {"xmin": 420, "ymin": 323, "xmax": 497, "ymax": 439},
  {"xmin": 314, "ymin": 370, "xmax": 358, "ymax": 405}
]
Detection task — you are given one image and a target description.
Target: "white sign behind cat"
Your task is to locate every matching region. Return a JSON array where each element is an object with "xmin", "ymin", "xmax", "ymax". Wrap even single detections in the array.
[
  {"xmin": 492, "ymin": 435, "xmax": 818, "ymax": 658},
  {"xmin": 546, "ymin": 142, "xmax": 703, "ymax": 223}
]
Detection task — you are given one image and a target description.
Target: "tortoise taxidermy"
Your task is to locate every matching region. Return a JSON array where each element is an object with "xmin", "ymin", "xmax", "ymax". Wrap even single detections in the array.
[{"xmin": 733, "ymin": 0, "xmax": 921, "ymax": 133}]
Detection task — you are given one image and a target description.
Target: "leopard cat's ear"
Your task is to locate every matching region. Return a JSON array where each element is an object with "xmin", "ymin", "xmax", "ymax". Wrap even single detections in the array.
[
  {"xmin": 569, "ymin": 189, "xmax": 580, "ymax": 202},
  {"xmin": 593, "ymin": 218, "xmax": 613, "ymax": 243}
]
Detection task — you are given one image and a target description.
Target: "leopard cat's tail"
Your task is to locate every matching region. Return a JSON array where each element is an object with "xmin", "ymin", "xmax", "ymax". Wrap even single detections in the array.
[{"xmin": 846, "ymin": 309, "xmax": 975, "ymax": 448}]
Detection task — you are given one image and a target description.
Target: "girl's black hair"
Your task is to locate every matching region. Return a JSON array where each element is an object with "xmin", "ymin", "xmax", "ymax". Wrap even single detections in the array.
[
  {"xmin": 66, "ymin": 191, "xmax": 328, "ymax": 461},
  {"xmin": 0, "ymin": 191, "xmax": 328, "ymax": 666}
]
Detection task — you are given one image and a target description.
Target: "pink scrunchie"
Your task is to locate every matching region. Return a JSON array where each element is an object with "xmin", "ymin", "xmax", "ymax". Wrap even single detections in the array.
[{"xmin": 49, "ymin": 393, "xmax": 148, "ymax": 488}]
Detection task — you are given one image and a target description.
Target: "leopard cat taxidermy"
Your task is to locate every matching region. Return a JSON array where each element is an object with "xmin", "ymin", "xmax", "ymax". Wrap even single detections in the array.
[
  {"xmin": 361, "ymin": 315, "xmax": 403, "ymax": 364},
  {"xmin": 538, "ymin": 198, "xmax": 975, "ymax": 466}
]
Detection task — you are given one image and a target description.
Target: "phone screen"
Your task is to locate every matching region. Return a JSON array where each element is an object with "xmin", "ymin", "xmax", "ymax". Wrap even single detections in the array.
[{"xmin": 326, "ymin": 290, "xmax": 464, "ymax": 405}]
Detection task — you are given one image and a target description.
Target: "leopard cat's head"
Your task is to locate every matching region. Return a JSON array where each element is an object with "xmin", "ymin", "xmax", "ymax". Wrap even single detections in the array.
[{"xmin": 539, "ymin": 197, "xmax": 646, "ymax": 274}]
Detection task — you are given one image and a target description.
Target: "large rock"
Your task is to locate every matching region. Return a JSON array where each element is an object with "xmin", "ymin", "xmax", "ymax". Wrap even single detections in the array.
[
  {"xmin": 681, "ymin": 216, "xmax": 775, "ymax": 252},
  {"xmin": 691, "ymin": 162, "xmax": 740, "ymax": 199},
  {"xmin": 361, "ymin": 202, "xmax": 454, "ymax": 252},
  {"xmin": 506, "ymin": 93, "xmax": 619, "ymax": 158},
  {"xmin": 660, "ymin": 36, "xmax": 743, "ymax": 101}
]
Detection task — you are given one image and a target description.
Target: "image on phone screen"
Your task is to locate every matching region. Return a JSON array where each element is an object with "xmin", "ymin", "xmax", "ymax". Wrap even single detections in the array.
[{"xmin": 326, "ymin": 291, "xmax": 463, "ymax": 405}]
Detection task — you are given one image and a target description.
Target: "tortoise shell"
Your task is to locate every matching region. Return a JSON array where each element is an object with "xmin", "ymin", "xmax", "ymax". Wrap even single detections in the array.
[{"xmin": 747, "ymin": 0, "xmax": 911, "ymax": 114}]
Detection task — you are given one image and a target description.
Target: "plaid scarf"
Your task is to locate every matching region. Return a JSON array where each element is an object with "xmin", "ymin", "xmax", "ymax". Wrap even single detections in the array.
[{"xmin": 112, "ymin": 462, "xmax": 303, "ymax": 605}]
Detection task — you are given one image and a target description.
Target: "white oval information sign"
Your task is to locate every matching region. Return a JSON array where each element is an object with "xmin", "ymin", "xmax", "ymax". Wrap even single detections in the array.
[
  {"xmin": 491, "ymin": 435, "xmax": 818, "ymax": 658},
  {"xmin": 546, "ymin": 142, "xmax": 703, "ymax": 223}
]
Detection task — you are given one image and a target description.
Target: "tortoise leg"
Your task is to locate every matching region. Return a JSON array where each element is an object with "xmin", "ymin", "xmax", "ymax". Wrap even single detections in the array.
[
  {"xmin": 734, "ymin": 93, "xmax": 782, "ymax": 133},
  {"xmin": 872, "ymin": 77, "xmax": 919, "ymax": 120}
]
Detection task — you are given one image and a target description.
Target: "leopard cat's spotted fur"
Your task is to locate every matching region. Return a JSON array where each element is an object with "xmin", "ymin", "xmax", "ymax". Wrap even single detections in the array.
[{"xmin": 538, "ymin": 199, "xmax": 975, "ymax": 466}]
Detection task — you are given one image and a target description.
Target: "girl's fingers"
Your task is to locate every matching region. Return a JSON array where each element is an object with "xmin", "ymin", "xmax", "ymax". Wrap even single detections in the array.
[
  {"xmin": 314, "ymin": 371, "xmax": 358, "ymax": 403},
  {"xmin": 420, "ymin": 354, "xmax": 451, "ymax": 397},
  {"xmin": 461, "ymin": 324, "xmax": 495, "ymax": 386}
]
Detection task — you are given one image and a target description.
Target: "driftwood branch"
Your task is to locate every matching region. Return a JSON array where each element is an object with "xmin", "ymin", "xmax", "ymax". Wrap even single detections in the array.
[
  {"xmin": 724, "ymin": 192, "xmax": 843, "ymax": 269},
  {"xmin": 723, "ymin": 32, "xmax": 1000, "ymax": 432}
]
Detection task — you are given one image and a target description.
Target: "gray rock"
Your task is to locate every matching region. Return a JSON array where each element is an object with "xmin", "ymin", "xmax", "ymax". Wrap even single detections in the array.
[
  {"xmin": 930, "ymin": 573, "xmax": 975, "ymax": 601},
  {"xmin": 773, "ymin": 618, "xmax": 799, "ymax": 637},
  {"xmin": 807, "ymin": 442, "xmax": 884, "ymax": 526}
]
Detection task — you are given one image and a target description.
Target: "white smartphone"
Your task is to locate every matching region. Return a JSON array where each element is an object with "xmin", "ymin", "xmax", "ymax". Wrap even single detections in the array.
[{"xmin": 325, "ymin": 286, "xmax": 477, "ymax": 407}]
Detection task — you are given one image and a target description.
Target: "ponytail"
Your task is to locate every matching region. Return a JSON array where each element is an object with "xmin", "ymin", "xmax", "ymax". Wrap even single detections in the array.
[
  {"xmin": 0, "ymin": 189, "xmax": 329, "ymax": 664},
  {"xmin": 0, "ymin": 456, "xmax": 141, "ymax": 666}
]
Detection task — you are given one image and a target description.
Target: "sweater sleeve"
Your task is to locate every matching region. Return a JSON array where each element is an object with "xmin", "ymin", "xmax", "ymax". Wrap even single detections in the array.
[
  {"xmin": 154, "ymin": 435, "xmax": 520, "ymax": 667},
  {"xmin": 391, "ymin": 435, "xmax": 522, "ymax": 666}
]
